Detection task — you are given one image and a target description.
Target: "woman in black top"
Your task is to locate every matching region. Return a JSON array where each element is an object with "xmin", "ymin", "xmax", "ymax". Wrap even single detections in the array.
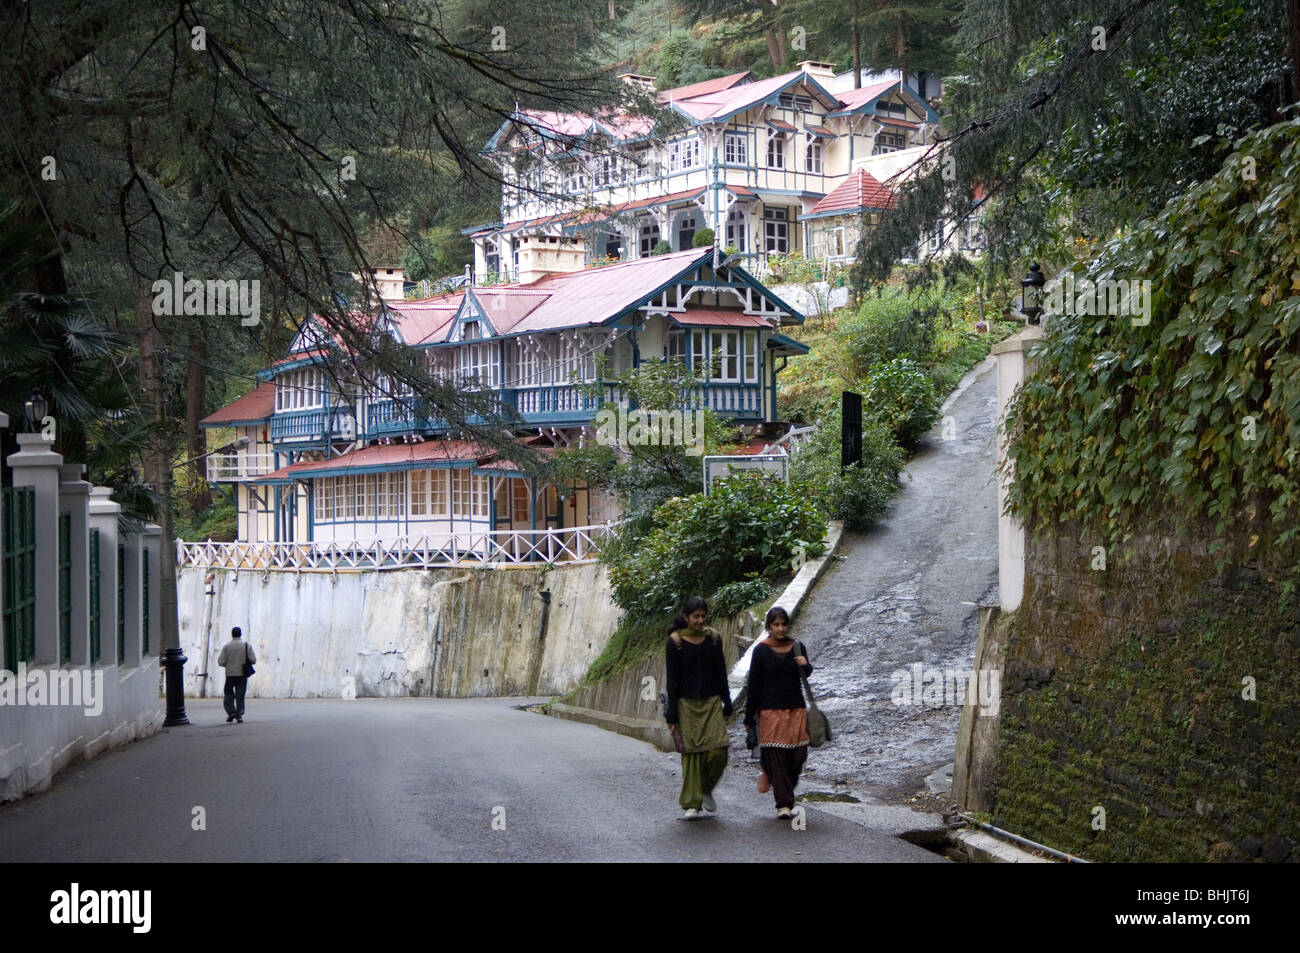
[
  {"xmin": 744, "ymin": 605, "xmax": 812, "ymax": 818},
  {"xmin": 664, "ymin": 596, "xmax": 733, "ymax": 820}
]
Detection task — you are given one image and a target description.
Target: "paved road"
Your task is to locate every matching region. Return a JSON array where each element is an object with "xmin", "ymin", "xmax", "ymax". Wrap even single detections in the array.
[
  {"xmin": 795, "ymin": 356, "xmax": 1001, "ymax": 802},
  {"xmin": 0, "ymin": 698, "xmax": 943, "ymax": 862}
]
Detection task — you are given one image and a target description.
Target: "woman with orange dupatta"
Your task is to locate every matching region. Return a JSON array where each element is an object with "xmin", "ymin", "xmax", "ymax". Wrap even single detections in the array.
[{"xmin": 743, "ymin": 606, "xmax": 812, "ymax": 819}]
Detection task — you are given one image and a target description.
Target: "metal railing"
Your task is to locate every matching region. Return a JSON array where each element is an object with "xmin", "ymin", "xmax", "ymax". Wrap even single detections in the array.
[
  {"xmin": 206, "ymin": 452, "xmax": 277, "ymax": 482},
  {"xmin": 177, "ymin": 521, "xmax": 625, "ymax": 572}
]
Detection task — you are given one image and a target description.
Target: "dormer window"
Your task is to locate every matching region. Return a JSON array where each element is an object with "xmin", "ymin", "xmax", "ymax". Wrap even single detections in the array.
[{"xmin": 462, "ymin": 320, "xmax": 481, "ymax": 341}]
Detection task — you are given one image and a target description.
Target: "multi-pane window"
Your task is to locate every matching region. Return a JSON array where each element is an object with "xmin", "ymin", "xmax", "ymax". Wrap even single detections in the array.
[
  {"xmin": 409, "ymin": 469, "xmax": 450, "ymax": 517},
  {"xmin": 472, "ymin": 474, "xmax": 489, "ymax": 519},
  {"xmin": 764, "ymin": 207, "xmax": 789, "ymax": 253},
  {"xmin": 334, "ymin": 475, "xmax": 354, "ymax": 519},
  {"xmin": 356, "ymin": 474, "xmax": 373, "ymax": 519},
  {"xmin": 875, "ymin": 132, "xmax": 907, "ymax": 154},
  {"xmin": 766, "ymin": 133, "xmax": 785, "ymax": 169},
  {"xmin": 452, "ymin": 469, "xmax": 473, "ymax": 518},
  {"xmin": 724, "ymin": 132, "xmax": 748, "ymax": 165},
  {"xmin": 315, "ymin": 477, "xmax": 336, "ymax": 522},
  {"xmin": 805, "ymin": 140, "xmax": 823, "ymax": 173},
  {"xmin": 778, "ymin": 93, "xmax": 814, "ymax": 111},
  {"xmin": 744, "ymin": 330, "xmax": 759, "ymax": 382},
  {"xmin": 410, "ymin": 470, "xmax": 428, "ymax": 516},
  {"xmin": 275, "ymin": 368, "xmax": 325, "ymax": 411},
  {"xmin": 667, "ymin": 330, "xmax": 685, "ymax": 363},
  {"xmin": 676, "ymin": 212, "xmax": 697, "ymax": 250},
  {"xmin": 381, "ymin": 472, "xmax": 405, "ymax": 519},
  {"xmin": 710, "ymin": 331, "xmax": 740, "ymax": 382},
  {"xmin": 639, "ymin": 222, "xmax": 661, "ymax": 257},
  {"xmin": 564, "ymin": 163, "xmax": 586, "ymax": 192},
  {"xmin": 726, "ymin": 208, "xmax": 747, "ymax": 252},
  {"xmin": 689, "ymin": 329, "xmax": 706, "ymax": 375},
  {"xmin": 460, "ymin": 343, "xmax": 499, "ymax": 387},
  {"xmin": 667, "ymin": 137, "xmax": 701, "ymax": 173}
]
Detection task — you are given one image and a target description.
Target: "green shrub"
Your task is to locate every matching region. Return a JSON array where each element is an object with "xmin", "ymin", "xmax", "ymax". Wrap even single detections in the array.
[
  {"xmin": 837, "ymin": 292, "xmax": 937, "ymax": 380},
  {"xmin": 711, "ymin": 578, "xmax": 772, "ymax": 619},
  {"xmin": 790, "ymin": 411, "xmax": 903, "ymax": 531},
  {"xmin": 692, "ymin": 227, "xmax": 715, "ymax": 247},
  {"xmin": 865, "ymin": 357, "xmax": 942, "ymax": 449},
  {"xmin": 651, "ymin": 239, "xmax": 673, "ymax": 256},
  {"xmin": 605, "ymin": 477, "xmax": 826, "ymax": 623}
]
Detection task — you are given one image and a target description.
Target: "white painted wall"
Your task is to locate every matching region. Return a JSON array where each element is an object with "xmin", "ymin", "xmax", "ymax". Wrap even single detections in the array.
[{"xmin": 178, "ymin": 561, "xmax": 621, "ymax": 700}]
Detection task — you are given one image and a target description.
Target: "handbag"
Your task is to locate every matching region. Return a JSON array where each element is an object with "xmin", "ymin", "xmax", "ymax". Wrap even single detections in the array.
[
  {"xmin": 242, "ymin": 642, "xmax": 255, "ymax": 678},
  {"xmin": 796, "ymin": 642, "xmax": 830, "ymax": 747}
]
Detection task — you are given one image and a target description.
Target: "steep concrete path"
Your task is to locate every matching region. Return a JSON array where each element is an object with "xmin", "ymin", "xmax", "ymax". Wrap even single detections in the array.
[{"xmin": 789, "ymin": 356, "xmax": 1000, "ymax": 804}]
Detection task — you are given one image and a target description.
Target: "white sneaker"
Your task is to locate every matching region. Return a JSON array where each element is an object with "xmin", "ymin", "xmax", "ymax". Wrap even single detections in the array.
[
  {"xmin": 682, "ymin": 808, "xmax": 700, "ymax": 820},
  {"xmin": 701, "ymin": 794, "xmax": 716, "ymax": 813},
  {"xmin": 777, "ymin": 806, "xmax": 792, "ymax": 820}
]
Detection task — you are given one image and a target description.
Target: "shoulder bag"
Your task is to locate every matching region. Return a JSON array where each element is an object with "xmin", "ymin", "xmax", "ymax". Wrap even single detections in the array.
[{"xmin": 796, "ymin": 642, "xmax": 830, "ymax": 747}]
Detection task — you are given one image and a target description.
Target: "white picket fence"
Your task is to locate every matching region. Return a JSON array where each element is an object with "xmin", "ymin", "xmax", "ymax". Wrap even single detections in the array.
[{"xmin": 176, "ymin": 521, "xmax": 625, "ymax": 572}]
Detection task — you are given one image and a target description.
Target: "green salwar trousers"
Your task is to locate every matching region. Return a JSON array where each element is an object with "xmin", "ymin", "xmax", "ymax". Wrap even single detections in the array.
[
  {"xmin": 676, "ymin": 696, "xmax": 729, "ymax": 810},
  {"xmin": 679, "ymin": 748, "xmax": 728, "ymax": 810}
]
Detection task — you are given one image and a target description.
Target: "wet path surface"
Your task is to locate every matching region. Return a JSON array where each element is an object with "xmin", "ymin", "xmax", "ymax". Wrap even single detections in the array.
[{"xmin": 770, "ymin": 357, "xmax": 1000, "ymax": 805}]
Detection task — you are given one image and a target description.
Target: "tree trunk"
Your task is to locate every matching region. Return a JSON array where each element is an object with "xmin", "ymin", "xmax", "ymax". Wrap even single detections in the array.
[
  {"xmin": 897, "ymin": 23, "xmax": 908, "ymax": 91},
  {"xmin": 764, "ymin": 27, "xmax": 787, "ymax": 73},
  {"xmin": 1288, "ymin": 0, "xmax": 1300, "ymax": 106},
  {"xmin": 186, "ymin": 317, "xmax": 212, "ymax": 513},
  {"xmin": 136, "ymin": 288, "xmax": 179, "ymax": 653},
  {"xmin": 852, "ymin": 1, "xmax": 862, "ymax": 89}
]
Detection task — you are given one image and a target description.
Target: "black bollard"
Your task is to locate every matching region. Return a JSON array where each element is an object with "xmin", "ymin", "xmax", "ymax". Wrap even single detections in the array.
[{"xmin": 162, "ymin": 647, "xmax": 190, "ymax": 726}]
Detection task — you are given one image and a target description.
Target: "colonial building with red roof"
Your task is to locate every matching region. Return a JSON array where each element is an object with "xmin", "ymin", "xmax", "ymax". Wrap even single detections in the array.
[
  {"xmin": 201, "ymin": 246, "xmax": 810, "ymax": 555},
  {"xmin": 469, "ymin": 62, "xmax": 943, "ymax": 282}
]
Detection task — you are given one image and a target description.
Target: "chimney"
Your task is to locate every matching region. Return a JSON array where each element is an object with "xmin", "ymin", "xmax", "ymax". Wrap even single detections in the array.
[
  {"xmin": 798, "ymin": 61, "xmax": 836, "ymax": 82},
  {"xmin": 516, "ymin": 235, "xmax": 586, "ymax": 284},
  {"xmin": 353, "ymin": 266, "xmax": 406, "ymax": 303}
]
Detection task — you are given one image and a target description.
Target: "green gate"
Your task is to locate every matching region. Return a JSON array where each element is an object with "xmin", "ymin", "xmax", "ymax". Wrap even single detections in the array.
[
  {"xmin": 58, "ymin": 512, "xmax": 71, "ymax": 663},
  {"xmin": 89, "ymin": 528, "xmax": 101, "ymax": 664},
  {"xmin": 142, "ymin": 548, "xmax": 149, "ymax": 655},
  {"xmin": 2, "ymin": 486, "xmax": 36, "ymax": 667},
  {"xmin": 117, "ymin": 544, "xmax": 125, "ymax": 664}
]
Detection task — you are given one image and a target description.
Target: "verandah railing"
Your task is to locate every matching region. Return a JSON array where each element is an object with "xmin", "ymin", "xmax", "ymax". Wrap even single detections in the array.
[{"xmin": 177, "ymin": 521, "xmax": 625, "ymax": 572}]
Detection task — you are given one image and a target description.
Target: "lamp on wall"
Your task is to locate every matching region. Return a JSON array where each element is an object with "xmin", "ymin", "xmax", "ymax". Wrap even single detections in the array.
[
  {"xmin": 23, "ymin": 390, "xmax": 47, "ymax": 433},
  {"xmin": 1020, "ymin": 262, "xmax": 1045, "ymax": 325}
]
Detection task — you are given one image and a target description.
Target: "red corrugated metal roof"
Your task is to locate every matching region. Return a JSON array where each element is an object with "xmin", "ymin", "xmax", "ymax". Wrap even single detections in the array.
[
  {"xmin": 808, "ymin": 169, "xmax": 896, "ymax": 215},
  {"xmin": 804, "ymin": 123, "xmax": 834, "ymax": 137},
  {"xmin": 270, "ymin": 348, "xmax": 329, "ymax": 368},
  {"xmin": 201, "ymin": 382, "xmax": 275, "ymax": 426},
  {"xmin": 388, "ymin": 293, "xmax": 463, "ymax": 345},
  {"xmin": 671, "ymin": 70, "xmax": 806, "ymax": 122},
  {"xmin": 767, "ymin": 118, "xmax": 796, "ymax": 132},
  {"xmin": 671, "ymin": 309, "xmax": 771, "ymax": 328},
  {"xmin": 877, "ymin": 117, "xmax": 918, "ymax": 129},
  {"xmin": 472, "ymin": 290, "xmax": 550, "ymax": 334},
  {"xmin": 658, "ymin": 71, "xmax": 754, "ymax": 103},
  {"xmin": 834, "ymin": 80, "xmax": 896, "ymax": 112}
]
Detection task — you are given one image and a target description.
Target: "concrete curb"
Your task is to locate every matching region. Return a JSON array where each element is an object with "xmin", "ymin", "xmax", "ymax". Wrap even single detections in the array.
[
  {"xmin": 548, "ymin": 520, "xmax": 845, "ymax": 746},
  {"xmin": 950, "ymin": 828, "xmax": 1053, "ymax": 863}
]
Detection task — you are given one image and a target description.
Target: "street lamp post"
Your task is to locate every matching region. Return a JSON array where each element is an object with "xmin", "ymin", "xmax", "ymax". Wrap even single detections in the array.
[{"xmin": 1020, "ymin": 262, "xmax": 1045, "ymax": 325}]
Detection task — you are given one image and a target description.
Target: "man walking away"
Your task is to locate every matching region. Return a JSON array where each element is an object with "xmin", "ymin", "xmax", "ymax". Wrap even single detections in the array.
[{"xmin": 217, "ymin": 626, "xmax": 256, "ymax": 723}]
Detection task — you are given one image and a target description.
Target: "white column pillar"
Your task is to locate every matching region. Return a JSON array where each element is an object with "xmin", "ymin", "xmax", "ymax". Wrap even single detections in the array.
[
  {"xmin": 88, "ymin": 486, "xmax": 122, "ymax": 666},
  {"xmin": 6, "ymin": 433, "xmax": 63, "ymax": 663},
  {"xmin": 991, "ymin": 325, "xmax": 1044, "ymax": 612},
  {"xmin": 59, "ymin": 463, "xmax": 92, "ymax": 666}
]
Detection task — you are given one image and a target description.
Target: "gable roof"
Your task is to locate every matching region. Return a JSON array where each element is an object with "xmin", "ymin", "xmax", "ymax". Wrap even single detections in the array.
[
  {"xmin": 200, "ymin": 382, "xmax": 275, "ymax": 427},
  {"xmin": 657, "ymin": 71, "xmax": 754, "ymax": 103},
  {"xmin": 667, "ymin": 69, "xmax": 840, "ymax": 123},
  {"xmin": 828, "ymin": 80, "xmax": 940, "ymax": 122},
  {"xmin": 804, "ymin": 169, "xmax": 896, "ymax": 219}
]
